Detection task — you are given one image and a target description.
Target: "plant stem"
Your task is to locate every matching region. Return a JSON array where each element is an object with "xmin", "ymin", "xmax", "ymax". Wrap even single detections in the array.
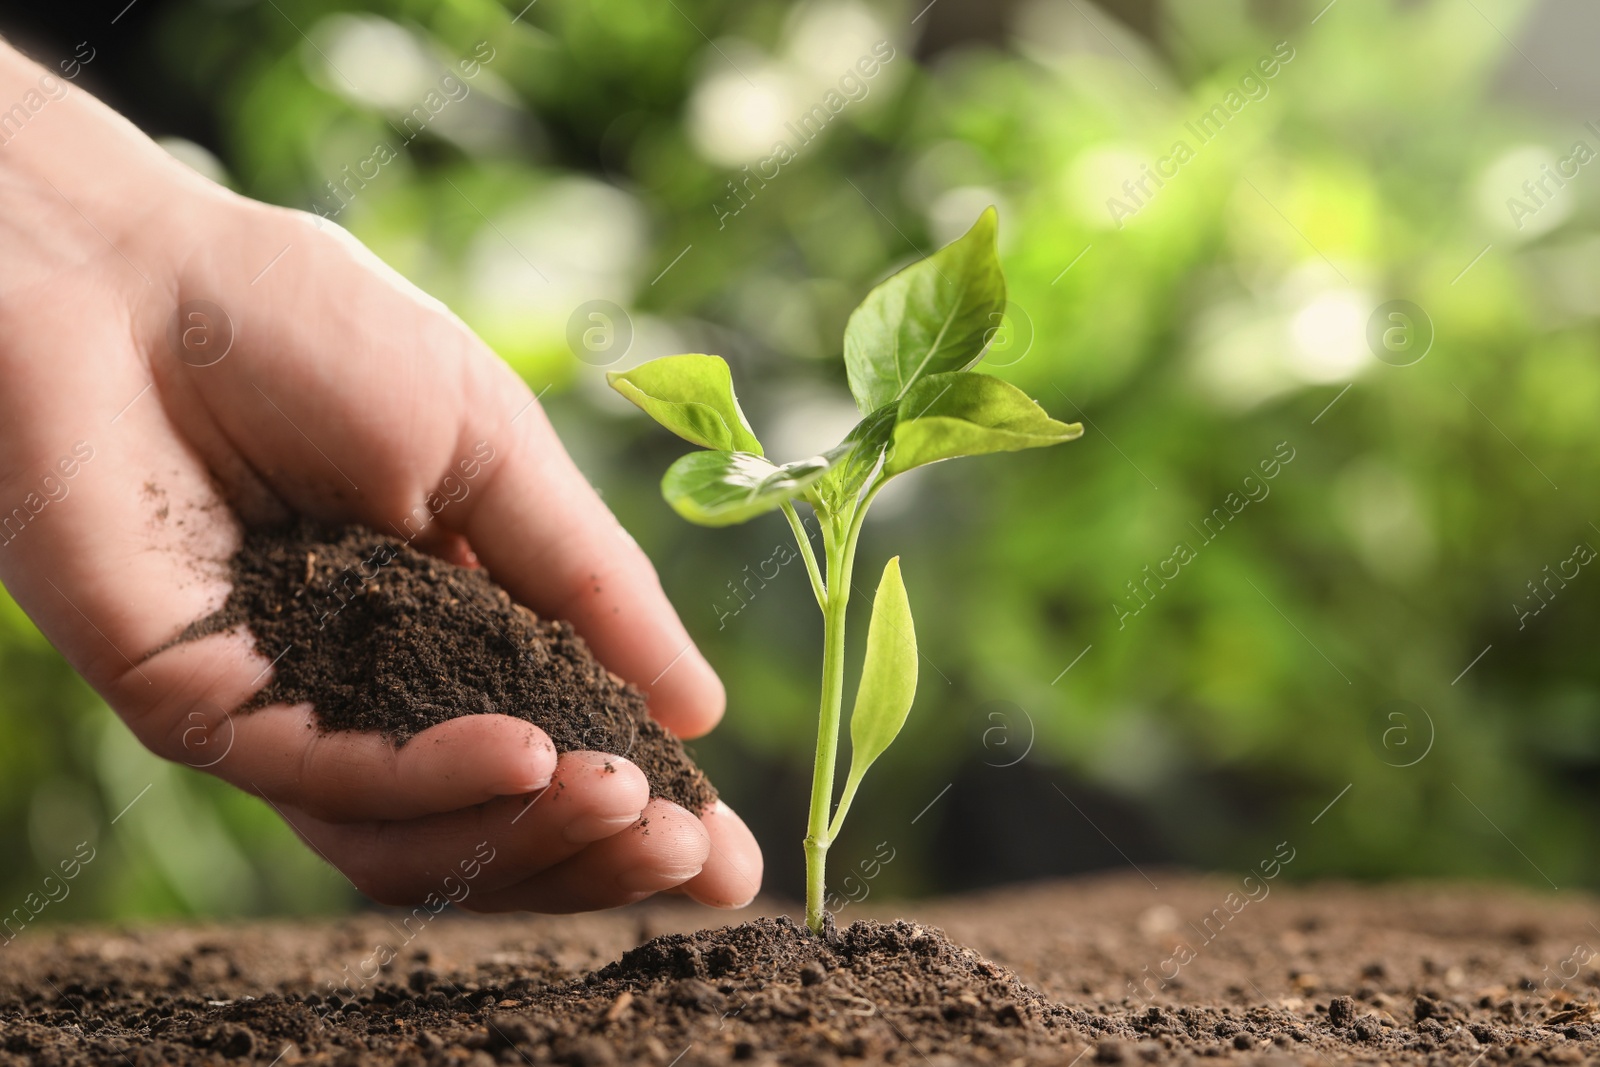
[
  {"xmin": 812, "ymin": 479, "xmax": 889, "ymax": 844},
  {"xmin": 782, "ymin": 501, "xmax": 826, "ymax": 610},
  {"xmin": 801, "ymin": 480, "xmax": 886, "ymax": 933},
  {"xmin": 803, "ymin": 515, "xmax": 851, "ymax": 933},
  {"xmin": 838, "ymin": 480, "xmax": 884, "ymax": 587}
]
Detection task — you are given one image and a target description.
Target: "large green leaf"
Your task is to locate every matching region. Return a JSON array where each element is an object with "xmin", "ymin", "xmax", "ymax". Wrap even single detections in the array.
[
  {"xmin": 885, "ymin": 372, "xmax": 1083, "ymax": 475},
  {"xmin": 842, "ymin": 556, "xmax": 918, "ymax": 789},
  {"xmin": 842, "ymin": 207, "xmax": 1006, "ymax": 415},
  {"xmin": 607, "ymin": 354, "xmax": 763, "ymax": 455},
  {"xmin": 661, "ymin": 450, "xmax": 831, "ymax": 527}
]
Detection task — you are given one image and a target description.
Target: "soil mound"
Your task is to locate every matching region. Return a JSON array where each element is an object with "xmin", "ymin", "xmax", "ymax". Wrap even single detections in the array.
[
  {"xmin": 182, "ymin": 520, "xmax": 716, "ymax": 812},
  {"xmin": 506, "ymin": 916, "xmax": 1072, "ymax": 1064}
]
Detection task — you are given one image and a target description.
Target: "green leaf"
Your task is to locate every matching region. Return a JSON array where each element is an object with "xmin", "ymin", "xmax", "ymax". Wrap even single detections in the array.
[
  {"xmin": 808, "ymin": 404, "xmax": 897, "ymax": 514},
  {"xmin": 661, "ymin": 450, "xmax": 832, "ymax": 527},
  {"xmin": 607, "ymin": 354, "xmax": 764, "ymax": 455},
  {"xmin": 843, "ymin": 207, "xmax": 1007, "ymax": 415},
  {"xmin": 843, "ymin": 556, "xmax": 918, "ymax": 785},
  {"xmin": 885, "ymin": 372, "xmax": 1083, "ymax": 475}
]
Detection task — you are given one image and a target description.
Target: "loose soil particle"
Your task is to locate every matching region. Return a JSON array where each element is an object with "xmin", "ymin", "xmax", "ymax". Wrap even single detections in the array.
[
  {"xmin": 3, "ymin": 874, "xmax": 1597, "ymax": 1065},
  {"xmin": 178, "ymin": 520, "xmax": 716, "ymax": 813}
]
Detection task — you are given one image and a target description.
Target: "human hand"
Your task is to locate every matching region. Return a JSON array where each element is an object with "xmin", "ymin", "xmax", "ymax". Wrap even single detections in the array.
[{"xmin": 0, "ymin": 43, "xmax": 761, "ymax": 912}]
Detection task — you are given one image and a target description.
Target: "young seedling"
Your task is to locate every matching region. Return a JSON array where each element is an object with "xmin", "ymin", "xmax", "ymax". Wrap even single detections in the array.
[{"xmin": 609, "ymin": 209, "xmax": 1082, "ymax": 933}]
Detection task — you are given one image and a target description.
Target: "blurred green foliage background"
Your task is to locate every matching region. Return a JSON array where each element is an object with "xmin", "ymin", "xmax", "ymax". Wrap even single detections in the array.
[{"xmin": 3, "ymin": 0, "xmax": 1599, "ymax": 921}]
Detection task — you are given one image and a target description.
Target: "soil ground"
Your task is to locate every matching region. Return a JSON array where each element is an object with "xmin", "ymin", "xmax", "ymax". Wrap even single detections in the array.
[{"xmin": 2, "ymin": 873, "xmax": 1597, "ymax": 1066}]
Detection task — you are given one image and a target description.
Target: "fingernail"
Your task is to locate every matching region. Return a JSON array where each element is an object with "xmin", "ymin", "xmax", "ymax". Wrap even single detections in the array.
[
  {"xmin": 509, "ymin": 733, "xmax": 556, "ymax": 792},
  {"xmin": 688, "ymin": 650, "xmax": 725, "ymax": 696},
  {"xmin": 617, "ymin": 864, "xmax": 703, "ymax": 894},
  {"xmin": 707, "ymin": 894, "xmax": 753, "ymax": 910},
  {"xmin": 562, "ymin": 811, "xmax": 641, "ymax": 845},
  {"xmin": 513, "ymin": 767, "xmax": 554, "ymax": 793}
]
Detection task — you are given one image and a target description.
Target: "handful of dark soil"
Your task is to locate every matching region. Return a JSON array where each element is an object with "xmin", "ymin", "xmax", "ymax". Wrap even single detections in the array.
[{"xmin": 185, "ymin": 520, "xmax": 716, "ymax": 813}]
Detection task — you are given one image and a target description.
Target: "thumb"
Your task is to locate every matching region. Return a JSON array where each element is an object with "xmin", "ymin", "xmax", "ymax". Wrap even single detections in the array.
[{"xmin": 447, "ymin": 358, "xmax": 726, "ymax": 739}]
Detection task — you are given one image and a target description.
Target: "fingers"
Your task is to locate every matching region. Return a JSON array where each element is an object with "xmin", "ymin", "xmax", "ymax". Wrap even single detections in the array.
[
  {"xmin": 280, "ymin": 751, "xmax": 654, "ymax": 904},
  {"xmin": 460, "ymin": 798, "xmax": 711, "ymax": 914},
  {"xmin": 280, "ymin": 777, "xmax": 759, "ymax": 915},
  {"xmin": 543, "ymin": 752, "xmax": 653, "ymax": 846},
  {"xmin": 453, "ymin": 369, "xmax": 726, "ymax": 739},
  {"xmin": 233, "ymin": 709, "xmax": 558, "ymax": 823},
  {"xmin": 126, "ymin": 627, "xmax": 557, "ymax": 822},
  {"xmin": 679, "ymin": 800, "xmax": 764, "ymax": 909}
]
